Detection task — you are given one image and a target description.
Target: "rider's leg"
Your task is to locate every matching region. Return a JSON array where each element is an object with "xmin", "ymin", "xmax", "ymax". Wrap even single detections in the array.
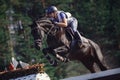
[
  {"xmin": 74, "ymin": 31, "xmax": 84, "ymax": 48},
  {"xmin": 70, "ymin": 18, "xmax": 83, "ymax": 47},
  {"xmin": 74, "ymin": 31, "xmax": 82, "ymax": 43}
]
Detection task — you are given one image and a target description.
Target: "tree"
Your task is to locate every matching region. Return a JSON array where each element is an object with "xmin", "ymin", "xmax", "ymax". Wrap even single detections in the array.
[{"xmin": 0, "ymin": 0, "xmax": 120, "ymax": 79}]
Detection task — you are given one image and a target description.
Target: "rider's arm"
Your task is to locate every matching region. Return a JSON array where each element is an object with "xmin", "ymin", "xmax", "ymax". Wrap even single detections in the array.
[{"xmin": 55, "ymin": 13, "xmax": 68, "ymax": 27}]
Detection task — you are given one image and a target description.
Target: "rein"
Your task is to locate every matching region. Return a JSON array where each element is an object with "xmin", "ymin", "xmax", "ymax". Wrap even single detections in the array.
[{"xmin": 36, "ymin": 21, "xmax": 55, "ymax": 36}]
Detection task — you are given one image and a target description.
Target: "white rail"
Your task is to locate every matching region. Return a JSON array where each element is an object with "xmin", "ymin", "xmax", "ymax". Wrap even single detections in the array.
[{"xmin": 61, "ymin": 68, "xmax": 120, "ymax": 80}]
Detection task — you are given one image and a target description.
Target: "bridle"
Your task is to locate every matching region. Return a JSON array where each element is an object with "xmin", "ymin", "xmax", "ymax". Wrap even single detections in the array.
[
  {"xmin": 31, "ymin": 20, "xmax": 55, "ymax": 35},
  {"xmin": 35, "ymin": 21, "xmax": 55, "ymax": 36}
]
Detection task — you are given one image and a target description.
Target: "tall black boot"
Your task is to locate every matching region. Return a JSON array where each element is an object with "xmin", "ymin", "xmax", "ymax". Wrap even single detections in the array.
[
  {"xmin": 74, "ymin": 31, "xmax": 82, "ymax": 43},
  {"xmin": 74, "ymin": 31, "xmax": 84, "ymax": 48},
  {"xmin": 70, "ymin": 30, "xmax": 83, "ymax": 48}
]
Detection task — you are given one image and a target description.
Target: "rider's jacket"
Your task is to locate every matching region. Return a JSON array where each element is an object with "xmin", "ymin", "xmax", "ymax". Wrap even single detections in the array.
[{"xmin": 54, "ymin": 11, "xmax": 75, "ymax": 26}]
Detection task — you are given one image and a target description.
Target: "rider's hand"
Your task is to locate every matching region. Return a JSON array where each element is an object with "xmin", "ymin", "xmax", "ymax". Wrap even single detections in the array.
[
  {"xmin": 54, "ymin": 21, "xmax": 58, "ymax": 25},
  {"xmin": 50, "ymin": 19, "xmax": 58, "ymax": 25},
  {"xmin": 52, "ymin": 21, "xmax": 58, "ymax": 25}
]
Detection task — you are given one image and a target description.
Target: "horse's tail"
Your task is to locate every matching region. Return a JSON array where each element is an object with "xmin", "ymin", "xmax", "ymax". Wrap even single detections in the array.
[{"xmin": 88, "ymin": 39, "xmax": 103, "ymax": 62}]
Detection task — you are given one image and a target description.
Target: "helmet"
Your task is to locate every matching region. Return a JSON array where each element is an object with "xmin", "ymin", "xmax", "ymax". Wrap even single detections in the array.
[{"xmin": 46, "ymin": 6, "xmax": 58, "ymax": 14}]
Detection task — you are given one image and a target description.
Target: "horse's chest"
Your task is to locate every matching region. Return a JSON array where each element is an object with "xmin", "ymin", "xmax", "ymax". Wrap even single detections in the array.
[
  {"xmin": 48, "ymin": 40, "xmax": 63, "ymax": 47},
  {"xmin": 47, "ymin": 35, "xmax": 63, "ymax": 47}
]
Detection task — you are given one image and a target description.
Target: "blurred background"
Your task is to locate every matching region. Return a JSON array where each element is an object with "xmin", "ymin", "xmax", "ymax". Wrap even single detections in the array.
[{"xmin": 0, "ymin": 0, "xmax": 120, "ymax": 80}]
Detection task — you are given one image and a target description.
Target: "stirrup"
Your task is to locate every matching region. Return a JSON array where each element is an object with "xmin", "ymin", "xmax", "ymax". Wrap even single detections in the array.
[
  {"xmin": 79, "ymin": 43, "xmax": 85, "ymax": 48},
  {"xmin": 80, "ymin": 44, "xmax": 84, "ymax": 48},
  {"xmin": 76, "ymin": 40, "xmax": 84, "ymax": 48}
]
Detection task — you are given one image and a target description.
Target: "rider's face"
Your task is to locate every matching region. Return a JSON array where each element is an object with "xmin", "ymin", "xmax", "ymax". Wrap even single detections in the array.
[{"xmin": 49, "ymin": 12, "xmax": 55, "ymax": 18}]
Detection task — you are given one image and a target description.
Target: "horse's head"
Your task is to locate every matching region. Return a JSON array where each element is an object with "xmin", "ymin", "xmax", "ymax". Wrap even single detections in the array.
[{"xmin": 29, "ymin": 17, "xmax": 54, "ymax": 50}]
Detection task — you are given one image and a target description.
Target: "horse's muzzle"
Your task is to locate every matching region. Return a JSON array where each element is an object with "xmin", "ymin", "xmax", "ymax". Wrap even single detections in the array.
[{"xmin": 34, "ymin": 40, "xmax": 42, "ymax": 50}]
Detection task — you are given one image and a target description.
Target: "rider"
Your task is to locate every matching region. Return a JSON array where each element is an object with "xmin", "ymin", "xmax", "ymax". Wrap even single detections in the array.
[{"xmin": 46, "ymin": 6, "xmax": 83, "ymax": 47}]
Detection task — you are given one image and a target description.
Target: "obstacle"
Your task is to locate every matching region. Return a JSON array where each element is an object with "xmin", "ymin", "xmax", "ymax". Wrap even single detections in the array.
[
  {"xmin": 61, "ymin": 68, "xmax": 120, "ymax": 80},
  {"xmin": 0, "ymin": 64, "xmax": 50, "ymax": 80}
]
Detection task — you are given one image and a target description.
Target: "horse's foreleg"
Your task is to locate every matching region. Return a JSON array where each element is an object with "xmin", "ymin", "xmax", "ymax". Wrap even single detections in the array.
[
  {"xmin": 56, "ymin": 54, "xmax": 64, "ymax": 61},
  {"xmin": 53, "ymin": 46, "xmax": 69, "ymax": 62},
  {"xmin": 42, "ymin": 48, "xmax": 57, "ymax": 66}
]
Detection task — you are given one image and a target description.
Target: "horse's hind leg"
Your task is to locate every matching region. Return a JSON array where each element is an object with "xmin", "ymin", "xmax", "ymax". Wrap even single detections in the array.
[
  {"xmin": 87, "ymin": 65, "xmax": 96, "ymax": 73},
  {"xmin": 95, "ymin": 58, "xmax": 108, "ymax": 71},
  {"xmin": 81, "ymin": 60, "xmax": 96, "ymax": 73},
  {"xmin": 89, "ymin": 40, "xmax": 108, "ymax": 71}
]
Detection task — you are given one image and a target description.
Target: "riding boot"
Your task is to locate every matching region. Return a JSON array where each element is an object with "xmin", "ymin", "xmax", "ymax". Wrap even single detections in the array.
[{"xmin": 74, "ymin": 31, "xmax": 84, "ymax": 48}]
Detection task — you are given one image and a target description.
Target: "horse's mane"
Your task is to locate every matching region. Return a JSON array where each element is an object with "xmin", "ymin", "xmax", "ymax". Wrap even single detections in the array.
[{"xmin": 36, "ymin": 17, "xmax": 52, "ymax": 24}]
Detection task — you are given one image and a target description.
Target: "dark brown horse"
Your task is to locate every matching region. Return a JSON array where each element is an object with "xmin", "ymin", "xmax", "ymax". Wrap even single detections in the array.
[{"xmin": 30, "ymin": 17, "xmax": 108, "ymax": 73}]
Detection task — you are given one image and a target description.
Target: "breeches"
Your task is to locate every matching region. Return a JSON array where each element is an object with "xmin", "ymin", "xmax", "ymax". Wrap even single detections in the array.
[{"xmin": 68, "ymin": 17, "xmax": 78, "ymax": 32}]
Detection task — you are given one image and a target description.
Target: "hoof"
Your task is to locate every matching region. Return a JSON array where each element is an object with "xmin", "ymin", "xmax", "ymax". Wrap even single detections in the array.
[
  {"xmin": 50, "ymin": 60, "xmax": 58, "ymax": 67},
  {"xmin": 63, "ymin": 58, "xmax": 70, "ymax": 63}
]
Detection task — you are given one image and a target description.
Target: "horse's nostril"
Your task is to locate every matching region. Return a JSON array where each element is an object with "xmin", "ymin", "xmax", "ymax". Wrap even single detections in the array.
[
  {"xmin": 35, "ymin": 43, "xmax": 42, "ymax": 50},
  {"xmin": 35, "ymin": 45, "xmax": 40, "ymax": 50}
]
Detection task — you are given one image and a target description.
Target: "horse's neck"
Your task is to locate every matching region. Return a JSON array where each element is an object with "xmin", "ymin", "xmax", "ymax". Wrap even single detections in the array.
[{"xmin": 56, "ymin": 28, "xmax": 70, "ymax": 47}]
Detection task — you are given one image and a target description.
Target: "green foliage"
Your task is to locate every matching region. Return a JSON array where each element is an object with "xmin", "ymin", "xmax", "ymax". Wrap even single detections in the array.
[
  {"xmin": 0, "ymin": 0, "xmax": 120, "ymax": 79},
  {"xmin": 0, "ymin": 26, "xmax": 10, "ymax": 71}
]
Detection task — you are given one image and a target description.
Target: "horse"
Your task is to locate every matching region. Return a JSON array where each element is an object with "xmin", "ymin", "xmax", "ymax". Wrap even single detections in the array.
[{"xmin": 29, "ymin": 17, "xmax": 108, "ymax": 73}]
